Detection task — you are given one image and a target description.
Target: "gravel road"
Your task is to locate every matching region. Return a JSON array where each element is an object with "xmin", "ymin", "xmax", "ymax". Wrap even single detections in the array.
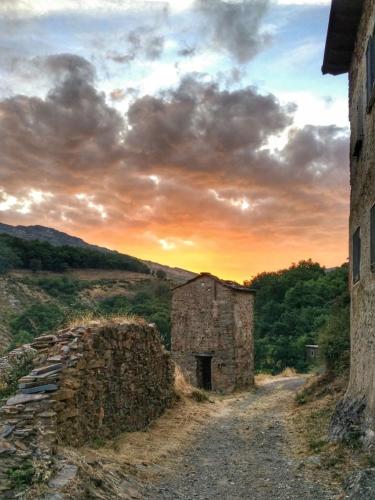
[{"xmin": 142, "ymin": 377, "xmax": 336, "ymax": 500}]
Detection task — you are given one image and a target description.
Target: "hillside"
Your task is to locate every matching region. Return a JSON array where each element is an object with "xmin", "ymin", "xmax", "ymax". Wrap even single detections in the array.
[
  {"xmin": 0, "ymin": 223, "xmax": 196, "ymax": 353},
  {"xmin": 0, "ymin": 223, "xmax": 196, "ymax": 283}
]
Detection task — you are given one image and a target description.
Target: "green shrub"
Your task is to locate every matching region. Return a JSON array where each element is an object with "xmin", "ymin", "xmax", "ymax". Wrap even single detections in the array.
[
  {"xmin": 0, "ymin": 357, "xmax": 34, "ymax": 401},
  {"xmin": 9, "ymin": 303, "xmax": 65, "ymax": 348},
  {"xmin": 7, "ymin": 460, "xmax": 34, "ymax": 490},
  {"xmin": 318, "ymin": 304, "xmax": 350, "ymax": 374}
]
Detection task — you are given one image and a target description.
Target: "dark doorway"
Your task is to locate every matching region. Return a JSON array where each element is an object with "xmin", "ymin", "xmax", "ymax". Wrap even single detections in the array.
[{"xmin": 196, "ymin": 355, "xmax": 212, "ymax": 390}]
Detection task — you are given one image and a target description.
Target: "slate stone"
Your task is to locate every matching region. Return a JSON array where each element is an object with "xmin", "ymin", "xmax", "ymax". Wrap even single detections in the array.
[
  {"xmin": 21, "ymin": 384, "xmax": 58, "ymax": 394},
  {"xmin": 31, "ymin": 364, "xmax": 63, "ymax": 376},
  {"xmin": 0, "ymin": 425, "xmax": 14, "ymax": 438},
  {"xmin": 48, "ymin": 464, "xmax": 78, "ymax": 489},
  {"xmin": 6, "ymin": 393, "xmax": 50, "ymax": 406}
]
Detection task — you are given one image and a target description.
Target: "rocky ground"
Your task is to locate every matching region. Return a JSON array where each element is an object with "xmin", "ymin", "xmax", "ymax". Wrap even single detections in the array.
[{"xmin": 141, "ymin": 377, "xmax": 338, "ymax": 500}]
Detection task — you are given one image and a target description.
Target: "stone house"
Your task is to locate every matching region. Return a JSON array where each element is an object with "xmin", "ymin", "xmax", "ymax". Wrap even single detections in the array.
[
  {"xmin": 171, "ymin": 272, "xmax": 255, "ymax": 393},
  {"xmin": 323, "ymin": 0, "xmax": 375, "ymax": 444}
]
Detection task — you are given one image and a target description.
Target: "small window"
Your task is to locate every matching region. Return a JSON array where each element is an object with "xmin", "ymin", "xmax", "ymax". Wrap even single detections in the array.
[
  {"xmin": 371, "ymin": 205, "xmax": 375, "ymax": 272},
  {"xmin": 366, "ymin": 35, "xmax": 375, "ymax": 109},
  {"xmin": 353, "ymin": 227, "xmax": 361, "ymax": 284},
  {"xmin": 353, "ymin": 87, "xmax": 364, "ymax": 158}
]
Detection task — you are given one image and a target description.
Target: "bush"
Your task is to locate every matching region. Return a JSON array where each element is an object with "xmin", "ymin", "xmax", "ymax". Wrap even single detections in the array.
[
  {"xmin": 318, "ymin": 303, "xmax": 350, "ymax": 374},
  {"xmin": 9, "ymin": 303, "xmax": 65, "ymax": 348},
  {"xmin": 7, "ymin": 460, "xmax": 34, "ymax": 490},
  {"xmin": 35, "ymin": 276, "xmax": 85, "ymax": 301}
]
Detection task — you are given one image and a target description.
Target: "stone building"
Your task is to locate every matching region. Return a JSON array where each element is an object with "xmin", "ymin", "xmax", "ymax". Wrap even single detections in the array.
[
  {"xmin": 323, "ymin": 0, "xmax": 375, "ymax": 445},
  {"xmin": 171, "ymin": 272, "xmax": 255, "ymax": 393}
]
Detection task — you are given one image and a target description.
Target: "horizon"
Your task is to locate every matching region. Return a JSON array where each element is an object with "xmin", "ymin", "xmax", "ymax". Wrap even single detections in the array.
[{"xmin": 0, "ymin": 0, "xmax": 349, "ymax": 282}]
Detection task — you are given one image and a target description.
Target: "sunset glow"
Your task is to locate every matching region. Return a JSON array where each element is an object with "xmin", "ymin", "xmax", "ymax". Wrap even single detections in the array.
[{"xmin": 0, "ymin": 0, "xmax": 349, "ymax": 281}]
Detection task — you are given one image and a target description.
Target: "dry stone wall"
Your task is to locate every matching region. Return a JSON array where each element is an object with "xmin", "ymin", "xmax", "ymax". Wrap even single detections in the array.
[{"xmin": 0, "ymin": 320, "xmax": 174, "ymax": 496}]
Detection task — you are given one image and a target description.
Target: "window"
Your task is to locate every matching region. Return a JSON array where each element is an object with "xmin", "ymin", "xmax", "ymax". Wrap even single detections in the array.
[
  {"xmin": 353, "ymin": 227, "xmax": 361, "ymax": 284},
  {"xmin": 366, "ymin": 35, "xmax": 375, "ymax": 109},
  {"xmin": 371, "ymin": 205, "xmax": 375, "ymax": 272},
  {"xmin": 353, "ymin": 87, "xmax": 364, "ymax": 158}
]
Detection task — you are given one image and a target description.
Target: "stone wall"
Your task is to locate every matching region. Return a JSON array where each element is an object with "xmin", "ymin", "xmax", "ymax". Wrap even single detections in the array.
[
  {"xmin": 0, "ymin": 320, "xmax": 174, "ymax": 496},
  {"xmin": 331, "ymin": 0, "xmax": 375, "ymax": 448},
  {"xmin": 171, "ymin": 274, "xmax": 254, "ymax": 393}
]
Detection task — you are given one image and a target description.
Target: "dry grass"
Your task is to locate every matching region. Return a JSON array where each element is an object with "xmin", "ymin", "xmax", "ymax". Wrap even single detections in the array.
[
  {"xmin": 67, "ymin": 312, "xmax": 146, "ymax": 329},
  {"xmin": 279, "ymin": 367, "xmax": 298, "ymax": 378},
  {"xmin": 255, "ymin": 368, "xmax": 303, "ymax": 386},
  {"xmin": 286, "ymin": 372, "xmax": 374, "ymax": 491},
  {"xmin": 53, "ymin": 365, "xmax": 218, "ymax": 492}
]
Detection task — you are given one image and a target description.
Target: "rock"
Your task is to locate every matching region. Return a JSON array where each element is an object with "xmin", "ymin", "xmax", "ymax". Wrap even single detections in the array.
[
  {"xmin": 0, "ymin": 440, "xmax": 16, "ymax": 455},
  {"xmin": 344, "ymin": 468, "xmax": 375, "ymax": 499},
  {"xmin": 54, "ymin": 389, "xmax": 76, "ymax": 401},
  {"xmin": 48, "ymin": 464, "xmax": 78, "ymax": 489},
  {"xmin": 329, "ymin": 397, "xmax": 366, "ymax": 444},
  {"xmin": 21, "ymin": 384, "xmax": 58, "ymax": 394},
  {"xmin": 0, "ymin": 425, "xmax": 14, "ymax": 438},
  {"xmin": 39, "ymin": 411, "xmax": 57, "ymax": 418},
  {"xmin": 31, "ymin": 364, "xmax": 64, "ymax": 376},
  {"xmin": 6, "ymin": 393, "xmax": 50, "ymax": 406}
]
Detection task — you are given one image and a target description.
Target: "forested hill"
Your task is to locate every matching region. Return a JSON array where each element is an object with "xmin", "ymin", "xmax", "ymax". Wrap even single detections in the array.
[
  {"xmin": 249, "ymin": 260, "xmax": 350, "ymax": 374},
  {"xmin": 0, "ymin": 233, "xmax": 149, "ymax": 274},
  {"xmin": 0, "ymin": 223, "xmax": 196, "ymax": 282}
]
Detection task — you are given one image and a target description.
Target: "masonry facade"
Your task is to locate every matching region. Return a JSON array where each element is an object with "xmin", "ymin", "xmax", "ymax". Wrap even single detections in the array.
[
  {"xmin": 171, "ymin": 273, "xmax": 255, "ymax": 393},
  {"xmin": 323, "ymin": 0, "xmax": 375, "ymax": 446}
]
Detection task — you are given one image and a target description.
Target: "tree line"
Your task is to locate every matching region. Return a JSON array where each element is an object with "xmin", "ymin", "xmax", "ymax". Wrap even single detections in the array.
[
  {"xmin": 249, "ymin": 259, "xmax": 350, "ymax": 374},
  {"xmin": 0, "ymin": 234, "xmax": 149, "ymax": 274}
]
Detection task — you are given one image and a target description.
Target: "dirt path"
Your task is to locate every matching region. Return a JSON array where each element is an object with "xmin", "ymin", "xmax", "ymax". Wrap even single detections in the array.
[{"xmin": 141, "ymin": 377, "xmax": 336, "ymax": 500}]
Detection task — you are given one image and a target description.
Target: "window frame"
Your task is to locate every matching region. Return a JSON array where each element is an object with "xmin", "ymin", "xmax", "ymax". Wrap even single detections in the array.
[
  {"xmin": 353, "ymin": 227, "xmax": 361, "ymax": 284},
  {"xmin": 366, "ymin": 34, "xmax": 375, "ymax": 111},
  {"xmin": 371, "ymin": 204, "xmax": 375, "ymax": 273}
]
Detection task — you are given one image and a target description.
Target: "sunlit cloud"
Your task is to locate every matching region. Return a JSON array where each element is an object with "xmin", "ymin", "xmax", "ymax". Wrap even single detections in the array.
[
  {"xmin": 75, "ymin": 194, "xmax": 108, "ymax": 220},
  {"xmin": 0, "ymin": 189, "xmax": 53, "ymax": 214}
]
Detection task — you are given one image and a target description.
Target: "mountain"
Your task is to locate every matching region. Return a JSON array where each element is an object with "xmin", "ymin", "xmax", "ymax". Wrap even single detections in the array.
[
  {"xmin": 0, "ymin": 223, "xmax": 109, "ymax": 252},
  {"xmin": 0, "ymin": 222, "xmax": 196, "ymax": 283}
]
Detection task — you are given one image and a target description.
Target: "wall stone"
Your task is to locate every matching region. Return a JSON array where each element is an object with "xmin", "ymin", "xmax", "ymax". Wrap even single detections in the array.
[
  {"xmin": 171, "ymin": 274, "xmax": 254, "ymax": 393},
  {"xmin": 330, "ymin": 0, "xmax": 375, "ymax": 448},
  {"xmin": 0, "ymin": 320, "xmax": 174, "ymax": 496}
]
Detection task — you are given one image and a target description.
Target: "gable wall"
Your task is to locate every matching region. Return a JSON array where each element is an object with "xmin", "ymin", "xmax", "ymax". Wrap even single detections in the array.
[{"xmin": 171, "ymin": 276, "xmax": 254, "ymax": 392}]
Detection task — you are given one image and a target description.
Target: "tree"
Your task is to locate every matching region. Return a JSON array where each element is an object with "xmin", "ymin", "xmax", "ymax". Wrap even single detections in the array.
[
  {"xmin": 156, "ymin": 269, "xmax": 167, "ymax": 280},
  {"xmin": 248, "ymin": 261, "xmax": 349, "ymax": 374},
  {"xmin": 0, "ymin": 241, "xmax": 21, "ymax": 274},
  {"xmin": 29, "ymin": 258, "xmax": 42, "ymax": 273}
]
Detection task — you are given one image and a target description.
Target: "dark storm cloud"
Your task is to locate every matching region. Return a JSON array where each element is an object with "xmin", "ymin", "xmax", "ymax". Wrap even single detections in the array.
[
  {"xmin": 124, "ymin": 75, "xmax": 296, "ymax": 173},
  {"xmin": 0, "ymin": 54, "xmax": 124, "ymax": 192},
  {"xmin": 195, "ymin": 0, "xmax": 271, "ymax": 63}
]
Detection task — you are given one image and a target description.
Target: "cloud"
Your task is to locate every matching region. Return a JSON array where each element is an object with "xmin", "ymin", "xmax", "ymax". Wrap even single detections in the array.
[
  {"xmin": 0, "ymin": 54, "xmax": 124, "ymax": 193},
  {"xmin": 195, "ymin": 0, "xmax": 271, "ymax": 62},
  {"xmin": 0, "ymin": 55, "xmax": 349, "ymax": 278}
]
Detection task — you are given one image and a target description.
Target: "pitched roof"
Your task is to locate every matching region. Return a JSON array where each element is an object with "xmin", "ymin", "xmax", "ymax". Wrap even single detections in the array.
[
  {"xmin": 322, "ymin": 0, "xmax": 365, "ymax": 75},
  {"xmin": 172, "ymin": 272, "xmax": 256, "ymax": 294}
]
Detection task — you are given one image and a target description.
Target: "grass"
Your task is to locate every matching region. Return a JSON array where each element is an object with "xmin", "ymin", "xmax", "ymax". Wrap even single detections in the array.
[
  {"xmin": 67, "ymin": 312, "xmax": 146, "ymax": 329},
  {"xmin": 286, "ymin": 371, "xmax": 375, "ymax": 491}
]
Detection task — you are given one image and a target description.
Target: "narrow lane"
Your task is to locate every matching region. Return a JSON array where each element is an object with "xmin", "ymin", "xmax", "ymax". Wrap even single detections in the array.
[{"xmin": 143, "ymin": 378, "xmax": 336, "ymax": 500}]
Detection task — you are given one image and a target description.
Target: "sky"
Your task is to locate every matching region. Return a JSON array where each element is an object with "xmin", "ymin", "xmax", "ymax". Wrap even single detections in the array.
[{"xmin": 0, "ymin": 0, "xmax": 350, "ymax": 281}]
